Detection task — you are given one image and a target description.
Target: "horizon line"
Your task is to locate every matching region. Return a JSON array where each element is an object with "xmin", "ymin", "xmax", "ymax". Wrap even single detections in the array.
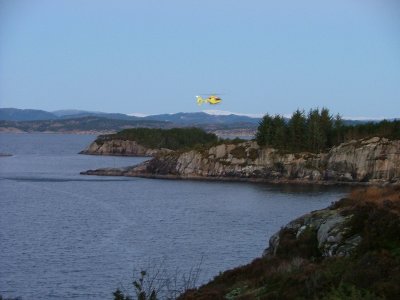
[{"xmin": 0, "ymin": 106, "xmax": 396, "ymax": 121}]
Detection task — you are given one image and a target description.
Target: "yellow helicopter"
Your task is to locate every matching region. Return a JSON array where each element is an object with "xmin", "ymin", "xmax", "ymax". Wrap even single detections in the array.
[{"xmin": 196, "ymin": 95, "xmax": 222, "ymax": 105}]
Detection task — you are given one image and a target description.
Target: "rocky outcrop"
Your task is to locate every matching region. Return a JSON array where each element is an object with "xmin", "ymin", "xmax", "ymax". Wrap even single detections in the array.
[
  {"xmin": 81, "ymin": 137, "xmax": 400, "ymax": 184},
  {"xmin": 264, "ymin": 206, "xmax": 360, "ymax": 258},
  {"xmin": 326, "ymin": 137, "xmax": 400, "ymax": 182},
  {"xmin": 79, "ymin": 139, "xmax": 172, "ymax": 157}
]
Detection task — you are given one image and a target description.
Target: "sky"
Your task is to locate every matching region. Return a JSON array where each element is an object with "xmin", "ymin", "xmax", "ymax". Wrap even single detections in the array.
[{"xmin": 0, "ymin": 0, "xmax": 399, "ymax": 118}]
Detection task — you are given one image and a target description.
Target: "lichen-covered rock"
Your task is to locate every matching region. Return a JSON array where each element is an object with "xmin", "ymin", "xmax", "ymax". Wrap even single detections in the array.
[{"xmin": 264, "ymin": 206, "xmax": 360, "ymax": 258}]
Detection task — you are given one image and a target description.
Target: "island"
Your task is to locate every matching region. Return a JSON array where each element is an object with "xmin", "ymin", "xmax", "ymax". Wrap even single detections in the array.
[
  {"xmin": 80, "ymin": 109, "xmax": 400, "ymax": 186},
  {"xmin": 81, "ymin": 136, "xmax": 400, "ymax": 186}
]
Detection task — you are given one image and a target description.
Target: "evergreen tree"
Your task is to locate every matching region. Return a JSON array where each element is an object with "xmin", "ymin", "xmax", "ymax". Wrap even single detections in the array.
[
  {"xmin": 271, "ymin": 115, "xmax": 287, "ymax": 150},
  {"xmin": 332, "ymin": 113, "xmax": 344, "ymax": 145},
  {"xmin": 256, "ymin": 114, "xmax": 274, "ymax": 146},
  {"xmin": 306, "ymin": 109, "xmax": 322, "ymax": 152},
  {"xmin": 288, "ymin": 109, "xmax": 306, "ymax": 151},
  {"xmin": 319, "ymin": 107, "xmax": 333, "ymax": 149},
  {"xmin": 256, "ymin": 108, "xmax": 398, "ymax": 153}
]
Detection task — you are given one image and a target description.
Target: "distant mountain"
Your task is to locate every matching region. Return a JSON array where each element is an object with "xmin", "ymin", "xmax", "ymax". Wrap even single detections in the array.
[
  {"xmin": 52, "ymin": 109, "xmax": 93, "ymax": 117},
  {"xmin": 0, "ymin": 108, "xmax": 143, "ymax": 121},
  {"xmin": 58, "ymin": 112, "xmax": 141, "ymax": 121},
  {"xmin": 0, "ymin": 116, "xmax": 170, "ymax": 133},
  {"xmin": 52, "ymin": 109, "xmax": 141, "ymax": 120},
  {"xmin": 0, "ymin": 108, "xmax": 58, "ymax": 121},
  {"xmin": 145, "ymin": 112, "xmax": 261, "ymax": 125},
  {"xmin": 0, "ymin": 108, "xmax": 260, "ymax": 124},
  {"xmin": 342, "ymin": 119, "xmax": 381, "ymax": 126},
  {"xmin": 53, "ymin": 110, "xmax": 262, "ymax": 125},
  {"xmin": 1, "ymin": 108, "xmax": 390, "ymax": 133}
]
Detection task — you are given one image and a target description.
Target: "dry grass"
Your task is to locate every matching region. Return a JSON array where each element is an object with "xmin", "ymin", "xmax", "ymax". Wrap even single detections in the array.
[{"xmin": 349, "ymin": 186, "xmax": 400, "ymax": 204}]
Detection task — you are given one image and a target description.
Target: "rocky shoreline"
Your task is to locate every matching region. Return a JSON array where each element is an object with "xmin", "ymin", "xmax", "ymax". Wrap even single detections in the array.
[
  {"xmin": 178, "ymin": 187, "xmax": 400, "ymax": 299},
  {"xmin": 79, "ymin": 138, "xmax": 171, "ymax": 156},
  {"xmin": 80, "ymin": 167, "xmax": 375, "ymax": 186},
  {"xmin": 81, "ymin": 136, "xmax": 400, "ymax": 186}
]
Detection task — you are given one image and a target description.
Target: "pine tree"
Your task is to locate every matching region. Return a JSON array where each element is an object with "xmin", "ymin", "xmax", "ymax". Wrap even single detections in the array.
[
  {"xmin": 271, "ymin": 115, "xmax": 287, "ymax": 150},
  {"xmin": 288, "ymin": 109, "xmax": 306, "ymax": 151},
  {"xmin": 256, "ymin": 114, "xmax": 274, "ymax": 146},
  {"xmin": 319, "ymin": 107, "xmax": 333, "ymax": 149},
  {"xmin": 306, "ymin": 109, "xmax": 321, "ymax": 152}
]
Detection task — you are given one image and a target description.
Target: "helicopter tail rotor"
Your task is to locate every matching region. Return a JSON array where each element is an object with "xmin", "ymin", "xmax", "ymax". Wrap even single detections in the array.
[{"xmin": 196, "ymin": 96, "xmax": 205, "ymax": 105}]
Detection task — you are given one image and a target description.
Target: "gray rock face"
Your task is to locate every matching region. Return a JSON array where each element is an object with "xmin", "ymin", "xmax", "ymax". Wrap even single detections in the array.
[
  {"xmin": 264, "ymin": 206, "xmax": 360, "ymax": 258},
  {"xmin": 81, "ymin": 137, "xmax": 400, "ymax": 185},
  {"xmin": 129, "ymin": 137, "xmax": 400, "ymax": 184},
  {"xmin": 325, "ymin": 137, "xmax": 400, "ymax": 182},
  {"xmin": 80, "ymin": 139, "xmax": 171, "ymax": 157}
]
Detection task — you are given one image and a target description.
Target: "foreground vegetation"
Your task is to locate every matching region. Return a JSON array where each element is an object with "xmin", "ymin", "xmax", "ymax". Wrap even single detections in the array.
[
  {"xmin": 178, "ymin": 186, "xmax": 400, "ymax": 299},
  {"xmin": 113, "ymin": 259, "xmax": 203, "ymax": 300},
  {"xmin": 256, "ymin": 108, "xmax": 400, "ymax": 153}
]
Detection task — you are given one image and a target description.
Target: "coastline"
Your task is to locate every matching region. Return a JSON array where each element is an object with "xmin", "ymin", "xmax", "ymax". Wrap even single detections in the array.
[
  {"xmin": 80, "ymin": 166, "xmax": 396, "ymax": 187},
  {"xmin": 80, "ymin": 136, "xmax": 400, "ymax": 186}
]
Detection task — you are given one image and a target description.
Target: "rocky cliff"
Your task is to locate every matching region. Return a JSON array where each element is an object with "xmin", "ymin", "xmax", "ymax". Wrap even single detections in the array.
[
  {"xmin": 82, "ymin": 137, "xmax": 400, "ymax": 185},
  {"xmin": 79, "ymin": 139, "xmax": 171, "ymax": 156}
]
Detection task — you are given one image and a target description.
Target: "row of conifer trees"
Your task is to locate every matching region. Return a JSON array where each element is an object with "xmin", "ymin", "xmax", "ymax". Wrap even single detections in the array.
[{"xmin": 256, "ymin": 108, "xmax": 400, "ymax": 153}]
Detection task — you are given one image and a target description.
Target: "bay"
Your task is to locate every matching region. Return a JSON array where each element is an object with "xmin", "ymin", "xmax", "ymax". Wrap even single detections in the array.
[{"xmin": 0, "ymin": 133, "xmax": 349, "ymax": 299}]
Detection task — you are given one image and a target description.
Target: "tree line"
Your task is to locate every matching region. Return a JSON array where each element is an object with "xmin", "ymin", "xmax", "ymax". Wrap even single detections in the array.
[
  {"xmin": 98, "ymin": 127, "xmax": 219, "ymax": 150},
  {"xmin": 256, "ymin": 108, "xmax": 400, "ymax": 153}
]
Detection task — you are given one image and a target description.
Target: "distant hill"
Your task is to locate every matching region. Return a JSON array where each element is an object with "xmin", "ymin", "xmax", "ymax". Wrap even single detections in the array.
[
  {"xmin": 52, "ymin": 109, "xmax": 93, "ymax": 117},
  {"xmin": 145, "ymin": 112, "xmax": 261, "ymax": 125},
  {"xmin": 0, "ymin": 108, "xmax": 142, "ymax": 122},
  {"xmin": 0, "ymin": 108, "xmax": 391, "ymax": 135},
  {"xmin": 55, "ymin": 111, "xmax": 141, "ymax": 121},
  {"xmin": 0, "ymin": 116, "xmax": 170, "ymax": 133},
  {"xmin": 0, "ymin": 108, "xmax": 261, "ymax": 125},
  {"xmin": 342, "ymin": 119, "xmax": 381, "ymax": 126},
  {"xmin": 0, "ymin": 108, "xmax": 58, "ymax": 121}
]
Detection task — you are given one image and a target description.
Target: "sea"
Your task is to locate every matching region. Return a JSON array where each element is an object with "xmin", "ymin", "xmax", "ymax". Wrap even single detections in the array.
[{"xmin": 0, "ymin": 133, "xmax": 350, "ymax": 299}]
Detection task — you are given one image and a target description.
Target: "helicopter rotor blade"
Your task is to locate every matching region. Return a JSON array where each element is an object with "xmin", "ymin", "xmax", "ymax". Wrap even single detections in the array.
[{"xmin": 198, "ymin": 93, "xmax": 224, "ymax": 96}]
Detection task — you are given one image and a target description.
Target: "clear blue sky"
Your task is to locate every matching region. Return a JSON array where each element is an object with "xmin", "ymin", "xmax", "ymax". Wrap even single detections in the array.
[{"xmin": 1, "ymin": 0, "xmax": 399, "ymax": 118}]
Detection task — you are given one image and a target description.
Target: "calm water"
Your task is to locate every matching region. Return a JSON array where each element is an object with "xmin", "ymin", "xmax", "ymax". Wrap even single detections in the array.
[{"xmin": 0, "ymin": 134, "xmax": 350, "ymax": 299}]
